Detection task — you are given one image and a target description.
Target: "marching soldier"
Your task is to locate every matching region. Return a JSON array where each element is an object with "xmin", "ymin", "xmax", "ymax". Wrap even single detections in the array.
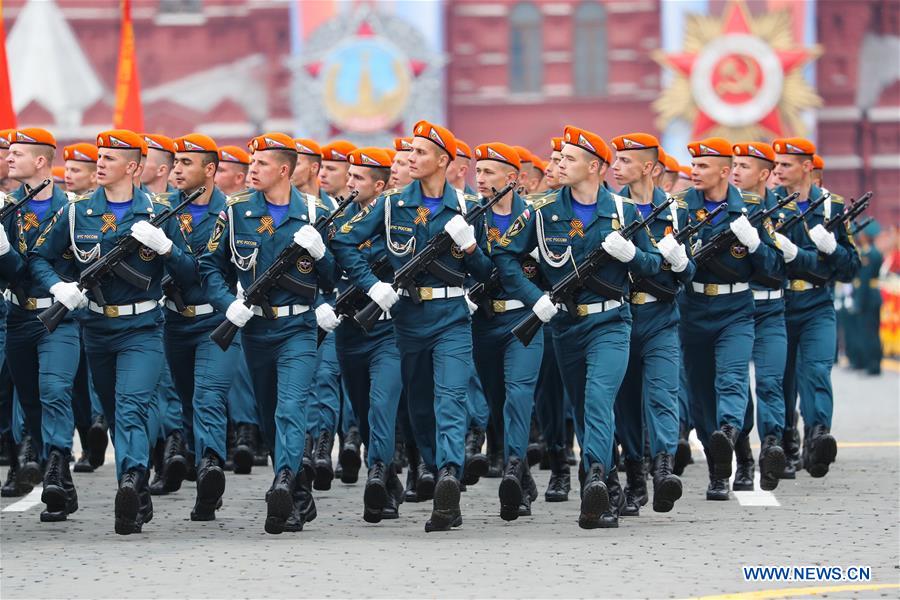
[
  {"xmin": 332, "ymin": 120, "xmax": 495, "ymax": 532},
  {"xmin": 199, "ymin": 132, "xmax": 336, "ymax": 534},
  {"xmin": 851, "ymin": 220, "xmax": 882, "ymax": 376},
  {"xmin": 389, "ymin": 137, "xmax": 414, "ymax": 190},
  {"xmin": 811, "ymin": 154, "xmax": 824, "ymax": 189},
  {"xmin": 610, "ymin": 133, "xmax": 689, "ymax": 516},
  {"xmin": 4, "ymin": 129, "xmax": 81, "ymax": 519},
  {"xmin": 470, "ymin": 142, "xmax": 542, "ymax": 520},
  {"xmin": 30, "ymin": 129, "xmax": 185, "ymax": 534},
  {"xmin": 730, "ymin": 141, "xmax": 788, "ymax": 490},
  {"xmin": 140, "ymin": 134, "xmax": 176, "ymax": 194},
  {"xmin": 679, "ymin": 137, "xmax": 779, "ymax": 501},
  {"xmin": 447, "ymin": 140, "xmax": 474, "ymax": 195},
  {"xmin": 215, "ymin": 145, "xmax": 250, "ymax": 196},
  {"xmin": 772, "ymin": 137, "xmax": 860, "ymax": 478},
  {"xmin": 63, "ymin": 143, "xmax": 98, "ymax": 195},
  {"xmin": 494, "ymin": 126, "xmax": 661, "ymax": 529}
]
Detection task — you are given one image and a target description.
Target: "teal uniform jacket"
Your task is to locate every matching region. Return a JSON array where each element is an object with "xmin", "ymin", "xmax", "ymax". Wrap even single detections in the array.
[
  {"xmin": 29, "ymin": 185, "xmax": 184, "ymax": 333},
  {"xmin": 198, "ymin": 187, "xmax": 336, "ymax": 320}
]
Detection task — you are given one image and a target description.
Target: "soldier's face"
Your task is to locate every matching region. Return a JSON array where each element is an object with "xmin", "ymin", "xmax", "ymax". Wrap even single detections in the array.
[
  {"xmin": 544, "ymin": 151, "xmax": 561, "ymax": 189},
  {"xmin": 172, "ymin": 152, "xmax": 208, "ymax": 191},
  {"xmin": 773, "ymin": 155, "xmax": 810, "ymax": 188},
  {"xmin": 347, "ymin": 165, "xmax": 386, "ymax": 204},
  {"xmin": 389, "ymin": 153, "xmax": 411, "ymax": 188},
  {"xmin": 557, "ymin": 145, "xmax": 595, "ymax": 185},
  {"xmin": 64, "ymin": 160, "xmax": 96, "ymax": 194},
  {"xmin": 291, "ymin": 155, "xmax": 318, "ymax": 189},
  {"xmin": 215, "ymin": 162, "xmax": 247, "ymax": 195},
  {"xmin": 612, "ymin": 151, "xmax": 652, "ymax": 187},
  {"xmin": 97, "ymin": 148, "xmax": 139, "ymax": 187},
  {"xmin": 731, "ymin": 156, "xmax": 770, "ymax": 191},
  {"xmin": 691, "ymin": 156, "xmax": 730, "ymax": 193},
  {"xmin": 141, "ymin": 148, "xmax": 168, "ymax": 184},
  {"xmin": 475, "ymin": 161, "xmax": 517, "ymax": 198},
  {"xmin": 529, "ymin": 167, "xmax": 543, "ymax": 192},
  {"xmin": 0, "ymin": 149, "xmax": 8, "ymax": 180},
  {"xmin": 6, "ymin": 144, "xmax": 40, "ymax": 181},
  {"xmin": 408, "ymin": 137, "xmax": 447, "ymax": 180},
  {"xmin": 319, "ymin": 160, "xmax": 348, "ymax": 194},
  {"xmin": 248, "ymin": 152, "xmax": 288, "ymax": 192}
]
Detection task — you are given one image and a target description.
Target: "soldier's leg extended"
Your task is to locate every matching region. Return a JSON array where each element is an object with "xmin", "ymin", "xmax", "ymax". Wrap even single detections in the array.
[
  {"xmin": 147, "ymin": 359, "xmax": 188, "ymax": 495},
  {"xmin": 228, "ymin": 350, "xmax": 262, "ymax": 473},
  {"xmin": 614, "ymin": 341, "xmax": 646, "ymax": 517},
  {"xmin": 307, "ymin": 333, "xmax": 342, "ymax": 490},
  {"xmin": 534, "ymin": 327, "xmax": 570, "ymax": 501},
  {"xmin": 463, "ymin": 365, "xmax": 490, "ymax": 484}
]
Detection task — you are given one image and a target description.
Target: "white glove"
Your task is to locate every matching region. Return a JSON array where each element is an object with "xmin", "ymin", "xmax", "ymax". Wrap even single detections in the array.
[
  {"xmin": 293, "ymin": 225, "xmax": 326, "ymax": 260},
  {"xmin": 809, "ymin": 224, "xmax": 837, "ymax": 255},
  {"xmin": 130, "ymin": 220, "xmax": 173, "ymax": 255},
  {"xmin": 444, "ymin": 215, "xmax": 476, "ymax": 251},
  {"xmin": 656, "ymin": 234, "xmax": 689, "ymax": 273},
  {"xmin": 532, "ymin": 294, "xmax": 558, "ymax": 323},
  {"xmin": 225, "ymin": 299, "xmax": 253, "ymax": 327},
  {"xmin": 315, "ymin": 303, "xmax": 341, "ymax": 332},
  {"xmin": 774, "ymin": 232, "xmax": 798, "ymax": 263},
  {"xmin": 728, "ymin": 215, "xmax": 760, "ymax": 254},
  {"xmin": 367, "ymin": 281, "xmax": 399, "ymax": 312},
  {"xmin": 50, "ymin": 281, "xmax": 87, "ymax": 311},
  {"xmin": 601, "ymin": 231, "xmax": 636, "ymax": 263},
  {"xmin": 0, "ymin": 226, "xmax": 9, "ymax": 256},
  {"xmin": 464, "ymin": 293, "xmax": 478, "ymax": 315}
]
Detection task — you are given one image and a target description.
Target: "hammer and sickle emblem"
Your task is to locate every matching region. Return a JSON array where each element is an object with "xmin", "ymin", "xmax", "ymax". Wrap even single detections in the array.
[{"xmin": 715, "ymin": 55, "xmax": 760, "ymax": 96}]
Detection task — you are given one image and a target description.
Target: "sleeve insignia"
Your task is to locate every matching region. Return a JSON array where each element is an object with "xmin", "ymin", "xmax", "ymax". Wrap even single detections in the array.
[{"xmin": 206, "ymin": 211, "xmax": 228, "ymax": 252}]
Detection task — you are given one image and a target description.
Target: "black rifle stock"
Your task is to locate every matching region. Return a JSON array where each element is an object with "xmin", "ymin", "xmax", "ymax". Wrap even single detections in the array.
[
  {"xmin": 316, "ymin": 255, "xmax": 392, "ymax": 346},
  {"xmin": 352, "ymin": 182, "xmax": 516, "ymax": 332},
  {"xmin": 510, "ymin": 197, "xmax": 673, "ymax": 347},
  {"xmin": 38, "ymin": 187, "xmax": 206, "ymax": 332},
  {"xmin": 210, "ymin": 191, "xmax": 357, "ymax": 351}
]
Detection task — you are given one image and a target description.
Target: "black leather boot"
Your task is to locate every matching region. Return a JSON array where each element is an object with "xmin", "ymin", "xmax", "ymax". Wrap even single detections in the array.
[
  {"xmin": 73, "ymin": 426, "xmax": 94, "ymax": 473},
  {"xmin": 651, "ymin": 452, "xmax": 682, "ymax": 512},
  {"xmin": 498, "ymin": 456, "xmax": 525, "ymax": 521},
  {"xmin": 149, "ymin": 439, "xmax": 168, "ymax": 495},
  {"xmin": 520, "ymin": 463, "xmax": 537, "ymax": 516},
  {"xmin": 0, "ymin": 431, "xmax": 11, "ymax": 466},
  {"xmin": 2, "ymin": 437, "xmax": 34, "ymax": 497},
  {"xmin": 265, "ymin": 467, "xmax": 295, "ymax": 534},
  {"xmin": 578, "ymin": 463, "xmax": 609, "ymax": 529},
  {"xmin": 115, "ymin": 469, "xmax": 143, "ymax": 535},
  {"xmin": 704, "ymin": 449, "xmax": 730, "ymax": 501},
  {"xmin": 232, "ymin": 422, "xmax": 256, "ymax": 475},
  {"xmin": 598, "ymin": 466, "xmax": 623, "ymax": 528},
  {"xmin": 253, "ymin": 430, "xmax": 269, "ymax": 466},
  {"xmin": 732, "ymin": 434, "xmax": 755, "ymax": 491},
  {"xmin": 425, "ymin": 464, "xmax": 462, "ymax": 532},
  {"xmin": 17, "ymin": 435, "xmax": 42, "ymax": 489},
  {"xmin": 565, "ymin": 419, "xmax": 577, "ymax": 466},
  {"xmin": 162, "ymin": 430, "xmax": 188, "ymax": 493},
  {"xmin": 463, "ymin": 427, "xmax": 488, "ymax": 485},
  {"xmin": 416, "ymin": 458, "xmax": 435, "ymax": 501},
  {"xmin": 621, "ymin": 458, "xmax": 647, "ymax": 517},
  {"xmin": 708, "ymin": 423, "xmax": 738, "ymax": 480},
  {"xmin": 392, "ymin": 440, "xmax": 406, "ymax": 475},
  {"xmin": 41, "ymin": 448, "xmax": 78, "ymax": 522},
  {"xmin": 545, "ymin": 448, "xmax": 570, "ymax": 502},
  {"xmin": 674, "ymin": 423, "xmax": 692, "ymax": 476},
  {"xmin": 782, "ymin": 427, "xmax": 800, "ymax": 478},
  {"xmin": 313, "ymin": 430, "xmax": 335, "ymax": 491},
  {"xmin": 191, "ymin": 451, "xmax": 225, "ymax": 521},
  {"xmin": 526, "ymin": 418, "xmax": 542, "ymax": 467},
  {"xmin": 382, "ymin": 463, "xmax": 403, "ymax": 520},
  {"xmin": 139, "ymin": 468, "xmax": 154, "ymax": 525},
  {"xmin": 284, "ymin": 469, "xmax": 316, "ymax": 532},
  {"xmin": 805, "ymin": 424, "xmax": 837, "ymax": 478},
  {"xmin": 339, "ymin": 426, "xmax": 362, "ymax": 484},
  {"xmin": 364, "ymin": 460, "xmax": 389, "ymax": 523},
  {"xmin": 87, "ymin": 414, "xmax": 108, "ymax": 468},
  {"xmin": 759, "ymin": 434, "xmax": 786, "ymax": 491},
  {"xmin": 403, "ymin": 443, "xmax": 420, "ymax": 502}
]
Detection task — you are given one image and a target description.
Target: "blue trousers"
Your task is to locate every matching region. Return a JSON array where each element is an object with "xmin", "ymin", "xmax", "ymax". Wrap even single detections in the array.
[
  {"xmin": 615, "ymin": 302, "xmax": 680, "ymax": 461},
  {"xmin": 306, "ymin": 331, "xmax": 342, "ymax": 436},
  {"xmin": 336, "ymin": 324, "xmax": 402, "ymax": 466},
  {"xmin": 6, "ymin": 316, "xmax": 80, "ymax": 458},
  {"xmin": 165, "ymin": 323, "xmax": 242, "ymax": 465},
  {"xmin": 473, "ymin": 311, "xmax": 543, "ymax": 460},
  {"xmin": 148, "ymin": 360, "xmax": 183, "ymax": 447},
  {"xmin": 228, "ymin": 349, "xmax": 258, "ymax": 426},
  {"xmin": 242, "ymin": 318, "xmax": 317, "ymax": 474},
  {"xmin": 743, "ymin": 299, "xmax": 787, "ymax": 440},
  {"xmin": 84, "ymin": 326, "xmax": 165, "ymax": 479},
  {"xmin": 553, "ymin": 314, "xmax": 631, "ymax": 472},
  {"xmin": 397, "ymin": 323, "xmax": 472, "ymax": 471},
  {"xmin": 466, "ymin": 366, "xmax": 490, "ymax": 431},
  {"xmin": 534, "ymin": 327, "xmax": 568, "ymax": 452},
  {"xmin": 784, "ymin": 302, "xmax": 836, "ymax": 431},
  {"xmin": 71, "ymin": 340, "xmax": 100, "ymax": 431},
  {"xmin": 681, "ymin": 292, "xmax": 754, "ymax": 447}
]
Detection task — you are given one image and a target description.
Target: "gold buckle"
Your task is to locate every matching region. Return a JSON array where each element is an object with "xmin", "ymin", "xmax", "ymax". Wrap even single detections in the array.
[
  {"xmin": 419, "ymin": 287, "xmax": 433, "ymax": 301},
  {"xmin": 104, "ymin": 305, "xmax": 120, "ymax": 318},
  {"xmin": 492, "ymin": 300, "xmax": 506, "ymax": 313},
  {"xmin": 631, "ymin": 292, "xmax": 646, "ymax": 305},
  {"xmin": 181, "ymin": 305, "xmax": 196, "ymax": 318},
  {"xmin": 576, "ymin": 304, "xmax": 588, "ymax": 317},
  {"xmin": 790, "ymin": 280, "xmax": 806, "ymax": 292},
  {"xmin": 704, "ymin": 283, "xmax": 719, "ymax": 296},
  {"xmin": 24, "ymin": 297, "xmax": 37, "ymax": 310}
]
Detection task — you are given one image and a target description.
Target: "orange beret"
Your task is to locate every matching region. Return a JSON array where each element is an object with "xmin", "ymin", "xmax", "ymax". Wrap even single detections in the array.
[
  {"xmin": 474, "ymin": 142, "xmax": 521, "ymax": 170},
  {"xmin": 664, "ymin": 154, "xmax": 680, "ymax": 173},
  {"xmin": 394, "ymin": 137, "xmax": 413, "ymax": 152},
  {"xmin": 218, "ymin": 145, "xmax": 250, "ymax": 165},
  {"xmin": 455, "ymin": 140, "xmax": 472, "ymax": 160},
  {"xmin": 413, "ymin": 120, "xmax": 457, "ymax": 158},
  {"xmin": 563, "ymin": 125, "xmax": 610, "ymax": 163},
  {"xmin": 97, "ymin": 129, "xmax": 145, "ymax": 153},
  {"xmin": 550, "ymin": 137, "xmax": 563, "ymax": 153},
  {"xmin": 294, "ymin": 138, "xmax": 321, "ymax": 157},
  {"xmin": 321, "ymin": 140, "xmax": 356, "ymax": 162},
  {"xmin": 142, "ymin": 134, "xmax": 176, "ymax": 155},
  {"xmin": 384, "ymin": 148, "xmax": 397, "ymax": 161},
  {"xmin": 512, "ymin": 146, "xmax": 533, "ymax": 166},
  {"xmin": 687, "ymin": 137, "xmax": 733, "ymax": 158},
  {"xmin": 51, "ymin": 166, "xmax": 66, "ymax": 182},
  {"xmin": 63, "ymin": 143, "xmax": 98, "ymax": 163},
  {"xmin": 656, "ymin": 146, "xmax": 668, "ymax": 166},
  {"xmin": 772, "ymin": 137, "xmax": 815, "ymax": 156},
  {"xmin": 348, "ymin": 147, "xmax": 393, "ymax": 169},
  {"xmin": 610, "ymin": 133, "xmax": 660, "ymax": 152},
  {"xmin": 732, "ymin": 141, "xmax": 775, "ymax": 163},
  {"xmin": 678, "ymin": 165, "xmax": 692, "ymax": 179},
  {"xmin": 533, "ymin": 157, "xmax": 547, "ymax": 173},
  {"xmin": 8, "ymin": 127, "xmax": 56, "ymax": 148},
  {"xmin": 174, "ymin": 133, "xmax": 217, "ymax": 153},
  {"xmin": 248, "ymin": 132, "xmax": 296, "ymax": 153},
  {"xmin": 813, "ymin": 154, "xmax": 824, "ymax": 170},
  {"xmin": 0, "ymin": 129, "xmax": 12, "ymax": 149}
]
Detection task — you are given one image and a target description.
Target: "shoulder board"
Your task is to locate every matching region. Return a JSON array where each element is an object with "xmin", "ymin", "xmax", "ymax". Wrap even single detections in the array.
[
  {"xmin": 315, "ymin": 197, "xmax": 329, "ymax": 211},
  {"xmin": 676, "ymin": 199, "xmax": 688, "ymax": 209},
  {"xmin": 669, "ymin": 189, "xmax": 690, "ymax": 201},
  {"xmin": 464, "ymin": 193, "xmax": 480, "ymax": 204},
  {"xmin": 381, "ymin": 187, "xmax": 401, "ymax": 198},
  {"xmin": 68, "ymin": 192, "xmax": 90, "ymax": 203},
  {"xmin": 783, "ymin": 201, "xmax": 797, "ymax": 211},
  {"xmin": 742, "ymin": 192, "xmax": 762, "ymax": 205},
  {"xmin": 529, "ymin": 191, "xmax": 559, "ymax": 211},
  {"xmin": 610, "ymin": 192, "xmax": 634, "ymax": 205},
  {"xmin": 225, "ymin": 190, "xmax": 253, "ymax": 207},
  {"xmin": 830, "ymin": 193, "xmax": 845, "ymax": 205},
  {"xmin": 148, "ymin": 192, "xmax": 173, "ymax": 208}
]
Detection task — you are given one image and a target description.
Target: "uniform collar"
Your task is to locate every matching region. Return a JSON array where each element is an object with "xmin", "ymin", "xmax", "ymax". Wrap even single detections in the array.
[
  {"xmin": 399, "ymin": 179, "xmax": 461, "ymax": 213},
  {"xmin": 14, "ymin": 182, "xmax": 69, "ymax": 214},
  {"xmin": 244, "ymin": 188, "xmax": 312, "ymax": 224},
  {"xmin": 489, "ymin": 190, "xmax": 525, "ymax": 225}
]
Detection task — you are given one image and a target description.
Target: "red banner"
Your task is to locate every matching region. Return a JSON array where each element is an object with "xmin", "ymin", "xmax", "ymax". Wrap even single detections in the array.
[{"xmin": 113, "ymin": 0, "xmax": 143, "ymax": 131}]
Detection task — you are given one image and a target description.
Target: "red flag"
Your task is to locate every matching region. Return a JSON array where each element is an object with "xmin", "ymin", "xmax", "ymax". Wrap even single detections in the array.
[
  {"xmin": 113, "ymin": 0, "xmax": 143, "ymax": 131},
  {"xmin": 0, "ymin": 0, "xmax": 16, "ymax": 128}
]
